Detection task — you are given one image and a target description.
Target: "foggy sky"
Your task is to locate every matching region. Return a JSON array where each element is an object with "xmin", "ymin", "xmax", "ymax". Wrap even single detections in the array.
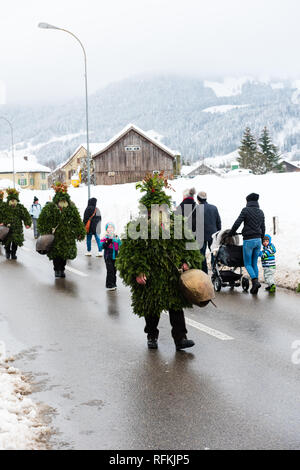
[{"xmin": 1, "ymin": 0, "xmax": 300, "ymax": 105}]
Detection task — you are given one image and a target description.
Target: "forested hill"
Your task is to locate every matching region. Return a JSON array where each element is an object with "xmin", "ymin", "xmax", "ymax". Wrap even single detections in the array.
[{"xmin": 1, "ymin": 75, "xmax": 300, "ymax": 167}]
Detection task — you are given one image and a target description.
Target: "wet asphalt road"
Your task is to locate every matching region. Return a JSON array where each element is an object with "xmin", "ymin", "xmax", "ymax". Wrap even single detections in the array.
[{"xmin": 0, "ymin": 233, "xmax": 300, "ymax": 450}]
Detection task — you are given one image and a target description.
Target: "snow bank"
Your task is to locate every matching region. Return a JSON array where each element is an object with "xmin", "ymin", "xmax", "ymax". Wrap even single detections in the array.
[
  {"xmin": 17, "ymin": 172, "xmax": 300, "ymax": 289},
  {"xmin": 0, "ymin": 359, "xmax": 49, "ymax": 450}
]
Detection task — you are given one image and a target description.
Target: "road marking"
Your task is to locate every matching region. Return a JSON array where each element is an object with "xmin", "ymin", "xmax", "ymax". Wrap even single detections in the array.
[
  {"xmin": 65, "ymin": 266, "xmax": 88, "ymax": 277},
  {"xmin": 163, "ymin": 312, "xmax": 234, "ymax": 341},
  {"xmin": 185, "ymin": 317, "xmax": 234, "ymax": 341}
]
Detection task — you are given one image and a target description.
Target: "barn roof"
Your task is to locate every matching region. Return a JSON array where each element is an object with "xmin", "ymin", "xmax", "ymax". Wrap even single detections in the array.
[{"xmin": 92, "ymin": 124, "xmax": 179, "ymax": 159}]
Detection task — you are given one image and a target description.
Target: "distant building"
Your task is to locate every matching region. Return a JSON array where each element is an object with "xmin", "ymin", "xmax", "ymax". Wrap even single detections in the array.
[
  {"xmin": 281, "ymin": 160, "xmax": 300, "ymax": 173},
  {"xmin": 185, "ymin": 163, "xmax": 221, "ymax": 177},
  {"xmin": 0, "ymin": 156, "xmax": 51, "ymax": 190},
  {"xmin": 93, "ymin": 124, "xmax": 180, "ymax": 185},
  {"xmin": 49, "ymin": 143, "xmax": 105, "ymax": 186}
]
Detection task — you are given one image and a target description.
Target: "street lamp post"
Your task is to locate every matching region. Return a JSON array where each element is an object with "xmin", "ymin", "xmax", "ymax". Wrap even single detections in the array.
[
  {"xmin": 38, "ymin": 22, "xmax": 91, "ymax": 199},
  {"xmin": 0, "ymin": 117, "xmax": 16, "ymax": 188}
]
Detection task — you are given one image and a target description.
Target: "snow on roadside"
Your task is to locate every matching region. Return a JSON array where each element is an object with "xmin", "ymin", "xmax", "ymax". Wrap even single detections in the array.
[
  {"xmin": 0, "ymin": 352, "xmax": 50, "ymax": 450},
  {"xmin": 17, "ymin": 172, "xmax": 300, "ymax": 290}
]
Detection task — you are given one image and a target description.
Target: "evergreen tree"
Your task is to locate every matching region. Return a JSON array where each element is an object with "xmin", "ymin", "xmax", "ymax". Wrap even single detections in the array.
[
  {"xmin": 238, "ymin": 127, "xmax": 257, "ymax": 169},
  {"xmin": 258, "ymin": 127, "xmax": 283, "ymax": 172}
]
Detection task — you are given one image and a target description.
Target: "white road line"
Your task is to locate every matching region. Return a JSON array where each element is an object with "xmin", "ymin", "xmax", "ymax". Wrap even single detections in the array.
[
  {"xmin": 185, "ymin": 317, "xmax": 234, "ymax": 341},
  {"xmin": 65, "ymin": 266, "xmax": 88, "ymax": 277},
  {"xmin": 21, "ymin": 243, "xmax": 89, "ymax": 278},
  {"xmin": 162, "ymin": 311, "xmax": 234, "ymax": 341}
]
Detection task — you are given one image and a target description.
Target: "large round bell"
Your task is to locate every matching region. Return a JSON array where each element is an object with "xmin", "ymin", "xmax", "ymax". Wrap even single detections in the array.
[
  {"xmin": 36, "ymin": 234, "xmax": 55, "ymax": 255},
  {"xmin": 0, "ymin": 226, "xmax": 9, "ymax": 241},
  {"xmin": 180, "ymin": 269, "xmax": 215, "ymax": 307}
]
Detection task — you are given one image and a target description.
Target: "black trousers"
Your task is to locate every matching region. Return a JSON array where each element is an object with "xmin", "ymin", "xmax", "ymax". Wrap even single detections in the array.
[
  {"xmin": 105, "ymin": 258, "xmax": 116, "ymax": 288},
  {"xmin": 5, "ymin": 241, "xmax": 18, "ymax": 255},
  {"xmin": 144, "ymin": 309, "xmax": 188, "ymax": 343},
  {"xmin": 53, "ymin": 257, "xmax": 67, "ymax": 272}
]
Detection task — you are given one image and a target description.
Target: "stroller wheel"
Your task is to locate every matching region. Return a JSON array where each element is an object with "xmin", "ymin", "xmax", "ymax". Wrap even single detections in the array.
[
  {"xmin": 214, "ymin": 277, "xmax": 222, "ymax": 292},
  {"xmin": 242, "ymin": 277, "xmax": 250, "ymax": 291}
]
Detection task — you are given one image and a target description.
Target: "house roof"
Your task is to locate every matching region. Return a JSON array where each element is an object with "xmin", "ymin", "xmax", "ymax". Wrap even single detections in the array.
[
  {"xmin": 54, "ymin": 142, "xmax": 107, "ymax": 172},
  {"xmin": 0, "ymin": 156, "xmax": 51, "ymax": 174},
  {"xmin": 92, "ymin": 124, "xmax": 180, "ymax": 159}
]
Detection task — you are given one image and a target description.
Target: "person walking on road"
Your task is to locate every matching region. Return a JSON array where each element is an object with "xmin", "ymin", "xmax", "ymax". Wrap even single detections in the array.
[
  {"xmin": 228, "ymin": 193, "xmax": 265, "ymax": 295},
  {"xmin": 99, "ymin": 222, "xmax": 121, "ymax": 291},
  {"xmin": 29, "ymin": 196, "xmax": 42, "ymax": 239},
  {"xmin": 37, "ymin": 182, "xmax": 86, "ymax": 278},
  {"xmin": 0, "ymin": 188, "xmax": 31, "ymax": 260},
  {"xmin": 175, "ymin": 187, "xmax": 197, "ymax": 233},
  {"xmin": 83, "ymin": 197, "xmax": 102, "ymax": 257},
  {"xmin": 116, "ymin": 173, "xmax": 203, "ymax": 351},
  {"xmin": 260, "ymin": 234, "xmax": 276, "ymax": 293},
  {"xmin": 197, "ymin": 191, "xmax": 221, "ymax": 274}
]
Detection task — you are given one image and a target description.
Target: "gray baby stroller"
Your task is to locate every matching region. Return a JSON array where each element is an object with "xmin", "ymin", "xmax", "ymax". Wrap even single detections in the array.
[{"xmin": 211, "ymin": 229, "xmax": 250, "ymax": 292}]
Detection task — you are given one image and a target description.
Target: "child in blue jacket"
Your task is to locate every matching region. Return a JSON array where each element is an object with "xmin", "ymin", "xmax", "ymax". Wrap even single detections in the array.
[
  {"xmin": 100, "ymin": 223, "xmax": 121, "ymax": 291},
  {"xmin": 260, "ymin": 234, "xmax": 276, "ymax": 293}
]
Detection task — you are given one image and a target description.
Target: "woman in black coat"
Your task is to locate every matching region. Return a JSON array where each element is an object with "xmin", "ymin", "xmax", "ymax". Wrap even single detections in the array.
[
  {"xmin": 83, "ymin": 197, "xmax": 102, "ymax": 257},
  {"xmin": 228, "ymin": 193, "xmax": 265, "ymax": 294}
]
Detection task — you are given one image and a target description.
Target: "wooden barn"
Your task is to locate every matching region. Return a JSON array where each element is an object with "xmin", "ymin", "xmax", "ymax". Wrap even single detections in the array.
[{"xmin": 93, "ymin": 124, "xmax": 180, "ymax": 185}]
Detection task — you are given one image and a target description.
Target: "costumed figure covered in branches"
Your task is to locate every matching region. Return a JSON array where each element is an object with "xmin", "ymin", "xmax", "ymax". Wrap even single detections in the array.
[
  {"xmin": 116, "ymin": 172, "xmax": 203, "ymax": 351},
  {"xmin": 0, "ymin": 188, "xmax": 31, "ymax": 259},
  {"xmin": 0, "ymin": 190, "xmax": 6, "ymax": 245},
  {"xmin": 37, "ymin": 182, "xmax": 86, "ymax": 278},
  {"xmin": 0, "ymin": 190, "xmax": 4, "ymax": 219}
]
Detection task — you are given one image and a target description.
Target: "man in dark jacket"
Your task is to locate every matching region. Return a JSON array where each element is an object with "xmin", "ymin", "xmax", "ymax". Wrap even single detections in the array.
[
  {"xmin": 175, "ymin": 188, "xmax": 197, "ymax": 232},
  {"xmin": 83, "ymin": 198, "xmax": 102, "ymax": 257},
  {"xmin": 228, "ymin": 193, "xmax": 265, "ymax": 294},
  {"xmin": 197, "ymin": 191, "xmax": 222, "ymax": 274}
]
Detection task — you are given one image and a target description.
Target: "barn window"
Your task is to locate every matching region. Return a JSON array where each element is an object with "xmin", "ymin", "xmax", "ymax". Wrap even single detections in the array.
[{"xmin": 125, "ymin": 145, "xmax": 141, "ymax": 151}]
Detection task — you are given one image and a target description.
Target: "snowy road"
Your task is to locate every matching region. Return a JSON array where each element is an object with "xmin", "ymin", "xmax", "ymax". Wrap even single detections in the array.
[{"xmin": 0, "ymin": 233, "xmax": 300, "ymax": 450}]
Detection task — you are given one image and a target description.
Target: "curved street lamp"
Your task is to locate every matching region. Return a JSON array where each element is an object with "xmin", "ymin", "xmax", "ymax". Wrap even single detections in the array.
[
  {"xmin": 38, "ymin": 22, "xmax": 91, "ymax": 198},
  {"xmin": 0, "ymin": 116, "xmax": 15, "ymax": 188}
]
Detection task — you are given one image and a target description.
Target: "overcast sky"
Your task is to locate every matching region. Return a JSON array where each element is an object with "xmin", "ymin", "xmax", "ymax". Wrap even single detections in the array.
[{"xmin": 1, "ymin": 0, "xmax": 300, "ymax": 105}]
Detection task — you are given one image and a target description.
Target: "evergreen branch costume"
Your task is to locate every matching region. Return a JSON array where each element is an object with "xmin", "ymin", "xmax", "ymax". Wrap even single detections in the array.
[
  {"xmin": 0, "ymin": 191, "xmax": 4, "ymax": 220},
  {"xmin": 116, "ymin": 173, "xmax": 203, "ymax": 318},
  {"xmin": 37, "ymin": 183, "xmax": 86, "ymax": 261},
  {"xmin": 1, "ymin": 188, "xmax": 32, "ymax": 247}
]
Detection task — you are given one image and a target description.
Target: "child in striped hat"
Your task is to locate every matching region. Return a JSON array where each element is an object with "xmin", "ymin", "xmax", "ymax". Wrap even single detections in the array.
[
  {"xmin": 260, "ymin": 234, "xmax": 276, "ymax": 293},
  {"xmin": 100, "ymin": 223, "xmax": 122, "ymax": 291}
]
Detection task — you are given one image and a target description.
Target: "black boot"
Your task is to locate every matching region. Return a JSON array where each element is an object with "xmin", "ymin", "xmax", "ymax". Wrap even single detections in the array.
[
  {"xmin": 147, "ymin": 337, "xmax": 158, "ymax": 349},
  {"xmin": 175, "ymin": 337, "xmax": 195, "ymax": 351},
  {"xmin": 5, "ymin": 249, "xmax": 11, "ymax": 259},
  {"xmin": 250, "ymin": 278, "xmax": 261, "ymax": 294},
  {"xmin": 11, "ymin": 250, "xmax": 17, "ymax": 260},
  {"xmin": 55, "ymin": 270, "xmax": 60, "ymax": 278}
]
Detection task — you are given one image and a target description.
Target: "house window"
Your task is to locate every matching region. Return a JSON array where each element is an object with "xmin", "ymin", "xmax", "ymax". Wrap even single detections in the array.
[
  {"xmin": 77, "ymin": 158, "xmax": 81, "ymax": 164},
  {"xmin": 125, "ymin": 145, "xmax": 141, "ymax": 151},
  {"xmin": 30, "ymin": 178, "xmax": 35, "ymax": 186},
  {"xmin": 41, "ymin": 173, "xmax": 46, "ymax": 180},
  {"xmin": 41, "ymin": 184, "xmax": 47, "ymax": 190},
  {"xmin": 68, "ymin": 170, "xmax": 75, "ymax": 179},
  {"xmin": 18, "ymin": 179, "xmax": 27, "ymax": 186}
]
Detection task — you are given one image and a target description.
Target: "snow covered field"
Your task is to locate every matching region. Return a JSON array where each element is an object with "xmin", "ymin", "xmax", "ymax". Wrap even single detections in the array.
[
  {"xmin": 0, "ymin": 355, "xmax": 49, "ymax": 450},
  {"xmin": 13, "ymin": 172, "xmax": 300, "ymax": 290}
]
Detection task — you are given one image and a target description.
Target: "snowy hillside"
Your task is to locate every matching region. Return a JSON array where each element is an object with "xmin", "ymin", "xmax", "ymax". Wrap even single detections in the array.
[
  {"xmin": 2, "ymin": 76, "xmax": 300, "ymax": 167},
  {"xmin": 17, "ymin": 172, "xmax": 300, "ymax": 289}
]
